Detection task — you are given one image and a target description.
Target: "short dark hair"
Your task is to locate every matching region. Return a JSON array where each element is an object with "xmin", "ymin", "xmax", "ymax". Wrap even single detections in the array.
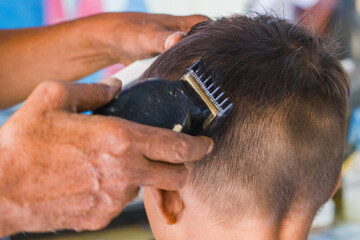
[{"xmin": 142, "ymin": 14, "xmax": 349, "ymax": 221}]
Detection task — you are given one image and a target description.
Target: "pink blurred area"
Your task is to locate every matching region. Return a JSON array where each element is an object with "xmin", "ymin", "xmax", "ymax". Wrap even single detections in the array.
[
  {"xmin": 44, "ymin": 0, "xmax": 124, "ymax": 77},
  {"xmin": 44, "ymin": 0, "xmax": 103, "ymax": 25},
  {"xmin": 77, "ymin": 0, "xmax": 103, "ymax": 18},
  {"xmin": 44, "ymin": 0, "xmax": 65, "ymax": 25}
]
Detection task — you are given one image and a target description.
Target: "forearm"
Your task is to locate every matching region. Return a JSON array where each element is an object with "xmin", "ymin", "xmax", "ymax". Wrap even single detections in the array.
[{"xmin": 0, "ymin": 14, "xmax": 117, "ymax": 109}]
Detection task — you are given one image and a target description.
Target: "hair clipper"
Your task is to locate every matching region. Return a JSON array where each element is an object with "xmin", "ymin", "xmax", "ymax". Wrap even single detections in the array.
[{"xmin": 94, "ymin": 60, "xmax": 234, "ymax": 136}]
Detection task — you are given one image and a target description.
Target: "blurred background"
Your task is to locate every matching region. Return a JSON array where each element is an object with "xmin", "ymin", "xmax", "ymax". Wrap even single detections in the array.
[{"xmin": 1, "ymin": 0, "xmax": 360, "ymax": 239}]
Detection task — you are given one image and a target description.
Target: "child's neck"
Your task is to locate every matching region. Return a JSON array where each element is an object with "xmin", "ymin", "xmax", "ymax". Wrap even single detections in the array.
[{"xmin": 180, "ymin": 209, "xmax": 313, "ymax": 240}]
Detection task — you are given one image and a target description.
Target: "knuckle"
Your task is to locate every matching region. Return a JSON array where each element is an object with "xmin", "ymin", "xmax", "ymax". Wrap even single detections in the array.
[
  {"xmin": 143, "ymin": 23, "xmax": 165, "ymax": 39},
  {"xmin": 35, "ymin": 80, "xmax": 69, "ymax": 102},
  {"xmin": 96, "ymin": 84, "xmax": 113, "ymax": 102},
  {"xmin": 175, "ymin": 137, "xmax": 192, "ymax": 161},
  {"xmin": 83, "ymin": 218, "xmax": 111, "ymax": 231},
  {"xmin": 146, "ymin": 22, "xmax": 162, "ymax": 31},
  {"xmin": 102, "ymin": 122, "xmax": 133, "ymax": 153},
  {"xmin": 79, "ymin": 195, "xmax": 118, "ymax": 231}
]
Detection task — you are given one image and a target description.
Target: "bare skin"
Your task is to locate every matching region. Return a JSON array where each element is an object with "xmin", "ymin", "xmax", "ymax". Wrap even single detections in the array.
[
  {"xmin": 0, "ymin": 13, "xmax": 212, "ymax": 236},
  {"xmin": 0, "ymin": 80, "xmax": 213, "ymax": 236},
  {"xmin": 0, "ymin": 12, "xmax": 209, "ymax": 109},
  {"xmin": 144, "ymin": 186, "xmax": 316, "ymax": 240}
]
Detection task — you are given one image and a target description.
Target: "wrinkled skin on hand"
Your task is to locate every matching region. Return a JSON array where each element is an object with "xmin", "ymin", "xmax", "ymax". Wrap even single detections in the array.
[{"xmin": 0, "ymin": 80, "xmax": 213, "ymax": 235}]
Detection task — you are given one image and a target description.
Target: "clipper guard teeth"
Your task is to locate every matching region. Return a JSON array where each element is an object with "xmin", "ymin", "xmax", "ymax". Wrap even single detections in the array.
[{"xmin": 184, "ymin": 60, "xmax": 234, "ymax": 124}]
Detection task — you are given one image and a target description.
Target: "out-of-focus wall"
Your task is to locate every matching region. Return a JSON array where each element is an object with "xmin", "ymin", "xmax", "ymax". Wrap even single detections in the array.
[
  {"xmin": 140, "ymin": 0, "xmax": 249, "ymax": 17},
  {"xmin": 0, "ymin": 0, "xmax": 250, "ymax": 28},
  {"xmin": 47, "ymin": 0, "xmax": 249, "ymax": 20}
]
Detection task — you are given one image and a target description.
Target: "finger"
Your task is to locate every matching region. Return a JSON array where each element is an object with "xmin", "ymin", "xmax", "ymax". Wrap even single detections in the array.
[
  {"xmin": 71, "ymin": 82, "xmax": 122, "ymax": 112},
  {"xmin": 30, "ymin": 80, "xmax": 122, "ymax": 113},
  {"xmin": 167, "ymin": 15, "xmax": 211, "ymax": 32},
  {"xmin": 136, "ymin": 124, "xmax": 214, "ymax": 163},
  {"xmin": 164, "ymin": 31, "xmax": 186, "ymax": 50},
  {"xmin": 50, "ymin": 81, "xmax": 122, "ymax": 112},
  {"xmin": 99, "ymin": 77, "xmax": 122, "ymax": 86},
  {"xmin": 134, "ymin": 160, "xmax": 188, "ymax": 190},
  {"xmin": 150, "ymin": 15, "xmax": 210, "ymax": 54},
  {"xmin": 148, "ymin": 29, "xmax": 181, "ymax": 54}
]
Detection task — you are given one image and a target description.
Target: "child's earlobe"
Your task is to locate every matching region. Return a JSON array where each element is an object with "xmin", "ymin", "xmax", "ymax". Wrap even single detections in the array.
[{"xmin": 148, "ymin": 187, "xmax": 184, "ymax": 225}]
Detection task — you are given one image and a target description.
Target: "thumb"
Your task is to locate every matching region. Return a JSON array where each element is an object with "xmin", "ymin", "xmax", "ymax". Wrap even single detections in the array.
[
  {"xmin": 27, "ymin": 80, "xmax": 122, "ymax": 113},
  {"xmin": 73, "ymin": 80, "xmax": 122, "ymax": 112},
  {"xmin": 99, "ymin": 77, "xmax": 121, "ymax": 86},
  {"xmin": 59, "ymin": 79, "xmax": 122, "ymax": 112}
]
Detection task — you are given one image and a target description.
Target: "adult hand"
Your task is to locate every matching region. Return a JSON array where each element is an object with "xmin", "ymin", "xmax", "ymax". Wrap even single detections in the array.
[
  {"xmin": 0, "ymin": 80, "xmax": 213, "ymax": 236},
  {"xmin": 100, "ymin": 12, "xmax": 210, "ymax": 64},
  {"xmin": 0, "ymin": 12, "xmax": 209, "ymax": 108}
]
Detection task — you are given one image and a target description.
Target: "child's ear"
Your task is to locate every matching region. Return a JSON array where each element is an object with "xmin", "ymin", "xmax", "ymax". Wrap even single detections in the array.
[
  {"xmin": 330, "ymin": 173, "xmax": 342, "ymax": 199},
  {"xmin": 147, "ymin": 187, "xmax": 184, "ymax": 225}
]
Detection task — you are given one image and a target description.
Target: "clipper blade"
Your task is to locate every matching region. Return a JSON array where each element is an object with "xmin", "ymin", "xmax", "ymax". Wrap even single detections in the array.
[{"xmin": 181, "ymin": 60, "xmax": 234, "ymax": 130}]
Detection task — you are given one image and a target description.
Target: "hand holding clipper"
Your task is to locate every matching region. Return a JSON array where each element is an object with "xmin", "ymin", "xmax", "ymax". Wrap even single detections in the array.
[{"xmin": 95, "ymin": 60, "xmax": 234, "ymax": 135}]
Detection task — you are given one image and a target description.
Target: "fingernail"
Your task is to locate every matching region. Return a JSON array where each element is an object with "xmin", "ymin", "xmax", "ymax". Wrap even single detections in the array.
[
  {"xmin": 100, "ymin": 77, "xmax": 121, "ymax": 87},
  {"xmin": 164, "ymin": 32, "xmax": 186, "ymax": 50},
  {"xmin": 164, "ymin": 35, "xmax": 173, "ymax": 50},
  {"xmin": 197, "ymin": 136, "xmax": 214, "ymax": 154}
]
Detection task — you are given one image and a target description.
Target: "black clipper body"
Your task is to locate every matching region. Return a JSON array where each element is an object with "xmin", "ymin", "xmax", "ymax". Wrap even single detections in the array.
[{"xmin": 94, "ymin": 60, "xmax": 234, "ymax": 136}]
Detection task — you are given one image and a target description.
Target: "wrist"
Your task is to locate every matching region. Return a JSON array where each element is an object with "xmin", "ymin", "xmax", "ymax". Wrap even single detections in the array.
[
  {"xmin": 78, "ymin": 12, "xmax": 138, "ymax": 64},
  {"xmin": 72, "ymin": 13, "xmax": 123, "ymax": 65},
  {"xmin": 44, "ymin": 13, "xmax": 119, "ymax": 76}
]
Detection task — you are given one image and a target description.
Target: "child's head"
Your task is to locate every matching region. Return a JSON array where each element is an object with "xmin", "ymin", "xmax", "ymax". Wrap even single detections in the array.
[{"xmin": 141, "ymin": 14, "xmax": 349, "ymax": 240}]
